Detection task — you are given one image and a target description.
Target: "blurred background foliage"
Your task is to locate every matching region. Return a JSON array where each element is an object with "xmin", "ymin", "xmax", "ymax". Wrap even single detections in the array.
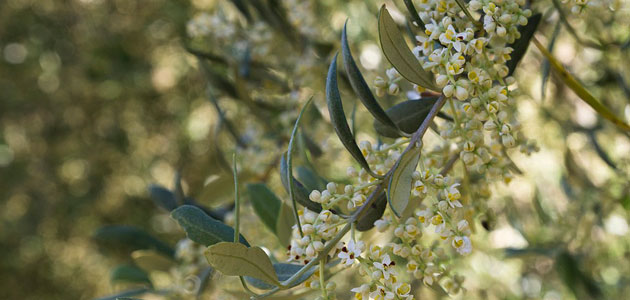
[{"xmin": 1, "ymin": 0, "xmax": 630, "ymax": 299}]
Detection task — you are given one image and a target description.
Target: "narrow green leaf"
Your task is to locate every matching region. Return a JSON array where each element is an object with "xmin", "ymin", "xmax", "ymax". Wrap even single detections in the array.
[
  {"xmin": 532, "ymin": 37, "xmax": 630, "ymax": 131},
  {"xmin": 276, "ymin": 202, "xmax": 295, "ymax": 246},
  {"xmin": 280, "ymin": 153, "xmax": 322, "ymax": 212},
  {"xmin": 131, "ymin": 250, "xmax": 174, "ymax": 273},
  {"xmin": 507, "ymin": 13, "xmax": 542, "ymax": 76},
  {"xmin": 356, "ymin": 189, "xmax": 387, "ymax": 231},
  {"xmin": 171, "ymin": 205, "xmax": 250, "ymax": 247},
  {"xmin": 326, "ymin": 53, "xmax": 379, "ymax": 177},
  {"xmin": 147, "ymin": 184, "xmax": 177, "ymax": 211},
  {"xmin": 296, "ymin": 166, "xmax": 326, "ymax": 192},
  {"xmin": 245, "ymin": 263, "xmax": 316, "ymax": 290},
  {"xmin": 387, "ymin": 147, "xmax": 421, "ymax": 217},
  {"xmin": 403, "ymin": 0, "xmax": 425, "ymax": 30},
  {"xmin": 247, "ymin": 183, "xmax": 282, "ymax": 234},
  {"xmin": 288, "ymin": 99, "xmax": 313, "ymax": 236},
  {"xmin": 342, "ymin": 21, "xmax": 398, "ymax": 131},
  {"xmin": 373, "ymin": 98, "xmax": 439, "ymax": 138},
  {"xmin": 378, "ymin": 5, "xmax": 437, "ymax": 91},
  {"xmin": 453, "ymin": 0, "xmax": 477, "ymax": 24},
  {"xmin": 205, "ymin": 242, "xmax": 280, "ymax": 286},
  {"xmin": 542, "ymin": 21, "xmax": 561, "ymax": 99},
  {"xmin": 110, "ymin": 265, "xmax": 152, "ymax": 287},
  {"xmin": 93, "ymin": 226, "xmax": 174, "ymax": 257}
]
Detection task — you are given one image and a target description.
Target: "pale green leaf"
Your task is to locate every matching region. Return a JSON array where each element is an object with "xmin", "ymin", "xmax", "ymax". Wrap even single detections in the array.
[
  {"xmin": 276, "ymin": 202, "xmax": 295, "ymax": 246},
  {"xmin": 205, "ymin": 242, "xmax": 280, "ymax": 286},
  {"xmin": 532, "ymin": 37, "xmax": 630, "ymax": 131},
  {"xmin": 388, "ymin": 147, "xmax": 421, "ymax": 217},
  {"xmin": 378, "ymin": 5, "xmax": 437, "ymax": 91},
  {"xmin": 131, "ymin": 250, "xmax": 174, "ymax": 273}
]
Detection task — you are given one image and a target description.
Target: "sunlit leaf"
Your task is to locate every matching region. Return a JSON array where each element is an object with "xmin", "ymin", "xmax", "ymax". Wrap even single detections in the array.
[
  {"xmin": 507, "ymin": 13, "xmax": 542, "ymax": 76},
  {"xmin": 342, "ymin": 21, "xmax": 398, "ymax": 132},
  {"xmin": 131, "ymin": 250, "xmax": 174, "ymax": 273},
  {"xmin": 93, "ymin": 226, "xmax": 174, "ymax": 257},
  {"xmin": 532, "ymin": 38, "xmax": 630, "ymax": 131},
  {"xmin": 205, "ymin": 242, "xmax": 280, "ymax": 286},
  {"xmin": 373, "ymin": 98, "xmax": 438, "ymax": 138},
  {"xmin": 326, "ymin": 53, "xmax": 379, "ymax": 177},
  {"xmin": 171, "ymin": 205, "xmax": 250, "ymax": 247},
  {"xmin": 245, "ymin": 263, "xmax": 315, "ymax": 290},
  {"xmin": 378, "ymin": 5, "xmax": 437, "ymax": 91},
  {"xmin": 387, "ymin": 147, "xmax": 421, "ymax": 217}
]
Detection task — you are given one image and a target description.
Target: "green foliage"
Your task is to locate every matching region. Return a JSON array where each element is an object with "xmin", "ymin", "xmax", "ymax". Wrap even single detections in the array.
[
  {"xmin": 247, "ymin": 183, "xmax": 295, "ymax": 245},
  {"xmin": 245, "ymin": 263, "xmax": 316, "ymax": 290},
  {"xmin": 373, "ymin": 98, "xmax": 439, "ymax": 138},
  {"xmin": 204, "ymin": 242, "xmax": 280, "ymax": 286},
  {"xmin": 171, "ymin": 205, "xmax": 250, "ymax": 247},
  {"xmin": 342, "ymin": 22, "xmax": 398, "ymax": 133},
  {"xmin": 110, "ymin": 264, "xmax": 152, "ymax": 287},
  {"xmin": 378, "ymin": 5, "xmax": 437, "ymax": 91},
  {"xmin": 93, "ymin": 226, "xmax": 174, "ymax": 257},
  {"xmin": 326, "ymin": 54, "xmax": 378, "ymax": 177},
  {"xmin": 387, "ymin": 147, "xmax": 421, "ymax": 217}
]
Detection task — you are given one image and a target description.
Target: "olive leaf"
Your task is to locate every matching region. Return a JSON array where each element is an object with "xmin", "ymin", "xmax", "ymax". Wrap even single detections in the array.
[
  {"xmin": 171, "ymin": 205, "xmax": 250, "ymax": 247},
  {"xmin": 532, "ymin": 38, "xmax": 630, "ymax": 131},
  {"xmin": 356, "ymin": 188, "xmax": 387, "ymax": 231},
  {"xmin": 507, "ymin": 13, "xmax": 542, "ymax": 76},
  {"xmin": 326, "ymin": 53, "xmax": 379, "ymax": 177},
  {"xmin": 403, "ymin": 0, "xmax": 425, "ymax": 30},
  {"xmin": 205, "ymin": 242, "xmax": 280, "ymax": 286},
  {"xmin": 131, "ymin": 250, "xmax": 174, "ymax": 273},
  {"xmin": 245, "ymin": 263, "xmax": 316, "ymax": 290},
  {"xmin": 147, "ymin": 184, "xmax": 178, "ymax": 211},
  {"xmin": 93, "ymin": 225, "xmax": 174, "ymax": 258},
  {"xmin": 280, "ymin": 153, "xmax": 322, "ymax": 212},
  {"xmin": 296, "ymin": 166, "xmax": 326, "ymax": 192},
  {"xmin": 387, "ymin": 147, "xmax": 421, "ymax": 217},
  {"xmin": 373, "ymin": 98, "xmax": 439, "ymax": 138},
  {"xmin": 378, "ymin": 5, "xmax": 437, "ymax": 92},
  {"xmin": 110, "ymin": 264, "xmax": 152, "ymax": 287},
  {"xmin": 341, "ymin": 21, "xmax": 398, "ymax": 132},
  {"xmin": 542, "ymin": 21, "xmax": 561, "ymax": 99},
  {"xmin": 287, "ymin": 99, "xmax": 313, "ymax": 235},
  {"xmin": 276, "ymin": 202, "xmax": 295, "ymax": 246},
  {"xmin": 247, "ymin": 183, "xmax": 295, "ymax": 245}
]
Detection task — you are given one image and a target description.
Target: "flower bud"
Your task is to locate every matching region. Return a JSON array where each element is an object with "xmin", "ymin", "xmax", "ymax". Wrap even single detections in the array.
[
  {"xmin": 309, "ymin": 190, "xmax": 322, "ymax": 203},
  {"xmin": 443, "ymin": 84, "xmax": 455, "ymax": 97}
]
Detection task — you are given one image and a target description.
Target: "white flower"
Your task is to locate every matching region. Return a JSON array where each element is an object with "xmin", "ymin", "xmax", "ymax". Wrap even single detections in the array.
[
  {"xmin": 350, "ymin": 284, "xmax": 370, "ymax": 300},
  {"xmin": 453, "ymin": 236, "xmax": 472, "ymax": 255},
  {"xmin": 369, "ymin": 285, "xmax": 395, "ymax": 300},
  {"xmin": 338, "ymin": 239, "xmax": 363, "ymax": 266},
  {"xmin": 373, "ymin": 254, "xmax": 395, "ymax": 280}
]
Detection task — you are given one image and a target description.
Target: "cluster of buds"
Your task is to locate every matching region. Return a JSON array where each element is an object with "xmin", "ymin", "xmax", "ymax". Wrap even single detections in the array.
[{"xmin": 287, "ymin": 208, "xmax": 342, "ymax": 265}]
